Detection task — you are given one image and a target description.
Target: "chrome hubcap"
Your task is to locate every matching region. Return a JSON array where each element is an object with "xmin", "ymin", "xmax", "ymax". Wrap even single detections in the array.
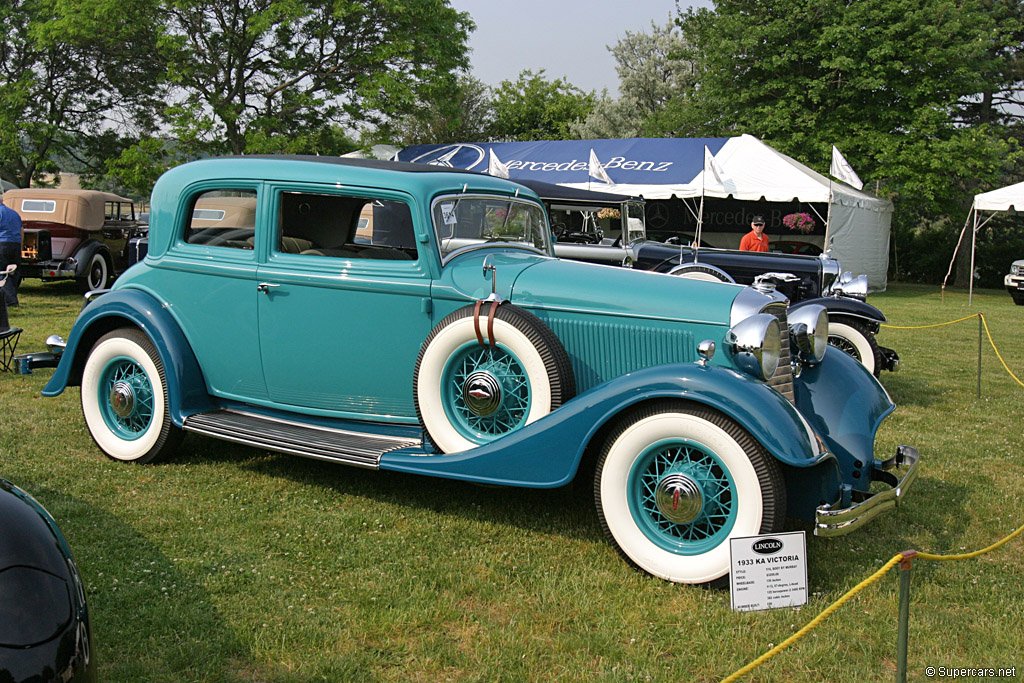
[
  {"xmin": 109, "ymin": 380, "xmax": 136, "ymax": 419},
  {"xmin": 654, "ymin": 473, "xmax": 704, "ymax": 524},
  {"xmin": 462, "ymin": 371, "xmax": 502, "ymax": 417}
]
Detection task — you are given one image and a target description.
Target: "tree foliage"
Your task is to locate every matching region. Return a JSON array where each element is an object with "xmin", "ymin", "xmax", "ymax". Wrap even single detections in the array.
[
  {"xmin": 158, "ymin": 0, "xmax": 472, "ymax": 156},
  {"xmin": 574, "ymin": 20, "xmax": 696, "ymax": 139},
  {"xmin": 0, "ymin": 0, "xmax": 163, "ymax": 187},
  {"xmin": 489, "ymin": 70, "xmax": 596, "ymax": 141},
  {"xmin": 668, "ymin": 0, "xmax": 1023, "ymax": 286},
  {"xmin": 376, "ymin": 75, "xmax": 493, "ymax": 147}
]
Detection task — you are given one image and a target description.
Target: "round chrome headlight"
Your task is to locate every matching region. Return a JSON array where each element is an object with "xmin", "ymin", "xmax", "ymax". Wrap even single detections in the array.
[
  {"xmin": 788, "ymin": 304, "xmax": 828, "ymax": 364},
  {"xmin": 726, "ymin": 313, "xmax": 781, "ymax": 381}
]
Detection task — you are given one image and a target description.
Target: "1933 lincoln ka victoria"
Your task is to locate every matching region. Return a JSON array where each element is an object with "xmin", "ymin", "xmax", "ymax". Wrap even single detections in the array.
[{"xmin": 41, "ymin": 156, "xmax": 919, "ymax": 585}]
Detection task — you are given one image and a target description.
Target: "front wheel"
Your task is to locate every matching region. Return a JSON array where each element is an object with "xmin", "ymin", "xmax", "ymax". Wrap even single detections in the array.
[
  {"xmin": 827, "ymin": 319, "xmax": 880, "ymax": 376},
  {"xmin": 595, "ymin": 402, "xmax": 784, "ymax": 585},
  {"xmin": 81, "ymin": 328, "xmax": 182, "ymax": 463}
]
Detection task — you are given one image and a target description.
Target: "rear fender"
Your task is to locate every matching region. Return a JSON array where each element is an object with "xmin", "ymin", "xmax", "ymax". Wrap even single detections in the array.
[{"xmin": 42, "ymin": 289, "xmax": 214, "ymax": 426}]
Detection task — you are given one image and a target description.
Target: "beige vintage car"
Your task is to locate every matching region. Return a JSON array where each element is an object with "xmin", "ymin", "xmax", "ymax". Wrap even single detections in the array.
[{"xmin": 6, "ymin": 188, "xmax": 143, "ymax": 292}]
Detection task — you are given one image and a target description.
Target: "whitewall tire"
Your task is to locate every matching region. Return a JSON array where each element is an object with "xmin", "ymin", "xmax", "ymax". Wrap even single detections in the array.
[
  {"xmin": 595, "ymin": 401, "xmax": 784, "ymax": 585},
  {"xmin": 827, "ymin": 320, "xmax": 879, "ymax": 376},
  {"xmin": 81, "ymin": 328, "xmax": 181, "ymax": 463},
  {"xmin": 414, "ymin": 304, "xmax": 574, "ymax": 454}
]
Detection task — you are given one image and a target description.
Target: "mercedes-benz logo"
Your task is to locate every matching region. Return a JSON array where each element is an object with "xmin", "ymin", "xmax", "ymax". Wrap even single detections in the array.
[
  {"xmin": 410, "ymin": 144, "xmax": 487, "ymax": 170},
  {"xmin": 646, "ymin": 202, "xmax": 670, "ymax": 229}
]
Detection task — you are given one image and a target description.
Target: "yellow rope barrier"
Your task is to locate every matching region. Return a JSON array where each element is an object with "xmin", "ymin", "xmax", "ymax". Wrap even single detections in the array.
[
  {"xmin": 880, "ymin": 312, "xmax": 1024, "ymax": 388},
  {"xmin": 720, "ymin": 312, "xmax": 1024, "ymax": 680},
  {"xmin": 720, "ymin": 554, "xmax": 905, "ymax": 683},
  {"xmin": 721, "ymin": 517, "xmax": 1024, "ymax": 682}
]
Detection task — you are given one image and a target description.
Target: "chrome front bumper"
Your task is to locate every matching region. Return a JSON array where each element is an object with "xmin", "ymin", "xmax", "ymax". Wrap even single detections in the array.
[{"xmin": 814, "ymin": 445, "xmax": 921, "ymax": 537}]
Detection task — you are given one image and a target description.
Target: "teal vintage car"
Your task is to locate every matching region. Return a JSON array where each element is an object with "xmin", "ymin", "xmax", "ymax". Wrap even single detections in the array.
[{"xmin": 42, "ymin": 156, "xmax": 919, "ymax": 585}]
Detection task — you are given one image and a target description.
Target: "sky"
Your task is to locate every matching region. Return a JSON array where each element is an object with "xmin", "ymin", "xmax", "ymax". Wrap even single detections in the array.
[{"xmin": 447, "ymin": 1, "xmax": 704, "ymax": 96}]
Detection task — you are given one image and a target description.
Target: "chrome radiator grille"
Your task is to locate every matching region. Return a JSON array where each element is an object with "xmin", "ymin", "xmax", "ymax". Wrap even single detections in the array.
[{"xmin": 765, "ymin": 306, "xmax": 795, "ymax": 402}]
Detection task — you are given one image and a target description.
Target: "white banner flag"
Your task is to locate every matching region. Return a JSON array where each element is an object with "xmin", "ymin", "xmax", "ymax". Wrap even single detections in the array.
[
  {"xmin": 704, "ymin": 146, "xmax": 727, "ymax": 186},
  {"xmin": 487, "ymin": 149, "xmax": 510, "ymax": 178},
  {"xmin": 588, "ymin": 148, "xmax": 614, "ymax": 185},
  {"xmin": 830, "ymin": 146, "xmax": 864, "ymax": 190}
]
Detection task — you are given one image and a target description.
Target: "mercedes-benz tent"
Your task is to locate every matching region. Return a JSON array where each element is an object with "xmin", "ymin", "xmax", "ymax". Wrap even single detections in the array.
[
  {"xmin": 398, "ymin": 134, "xmax": 894, "ymax": 291},
  {"xmin": 945, "ymin": 180, "xmax": 1024, "ymax": 303}
]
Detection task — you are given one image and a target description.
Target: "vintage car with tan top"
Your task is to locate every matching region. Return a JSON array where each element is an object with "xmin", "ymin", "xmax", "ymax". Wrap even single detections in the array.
[{"xmin": 6, "ymin": 188, "xmax": 144, "ymax": 292}]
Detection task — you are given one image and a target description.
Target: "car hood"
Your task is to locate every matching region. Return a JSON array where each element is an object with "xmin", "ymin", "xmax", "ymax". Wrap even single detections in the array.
[{"xmin": 510, "ymin": 257, "xmax": 741, "ymax": 326}]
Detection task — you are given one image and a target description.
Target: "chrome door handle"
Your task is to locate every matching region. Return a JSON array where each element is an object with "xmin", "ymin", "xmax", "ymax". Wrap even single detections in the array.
[{"xmin": 257, "ymin": 282, "xmax": 281, "ymax": 293}]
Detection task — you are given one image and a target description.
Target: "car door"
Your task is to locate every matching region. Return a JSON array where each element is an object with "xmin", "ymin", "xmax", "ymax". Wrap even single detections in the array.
[
  {"xmin": 159, "ymin": 184, "xmax": 267, "ymax": 402},
  {"xmin": 256, "ymin": 184, "xmax": 433, "ymax": 422}
]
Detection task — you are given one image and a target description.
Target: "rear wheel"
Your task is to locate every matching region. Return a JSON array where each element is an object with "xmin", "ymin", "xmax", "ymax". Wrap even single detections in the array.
[
  {"xmin": 594, "ymin": 401, "xmax": 784, "ymax": 585},
  {"xmin": 81, "ymin": 328, "xmax": 181, "ymax": 463},
  {"xmin": 78, "ymin": 252, "xmax": 111, "ymax": 293},
  {"xmin": 827, "ymin": 319, "xmax": 880, "ymax": 375}
]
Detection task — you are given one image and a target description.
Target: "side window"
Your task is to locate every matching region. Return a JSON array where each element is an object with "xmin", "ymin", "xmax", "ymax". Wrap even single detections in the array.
[
  {"xmin": 184, "ymin": 189, "xmax": 258, "ymax": 249},
  {"xmin": 277, "ymin": 191, "xmax": 416, "ymax": 260}
]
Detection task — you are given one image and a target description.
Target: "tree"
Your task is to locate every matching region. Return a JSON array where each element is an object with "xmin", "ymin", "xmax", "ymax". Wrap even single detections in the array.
[
  {"xmin": 574, "ymin": 20, "xmax": 696, "ymax": 139},
  {"xmin": 0, "ymin": 0, "xmax": 164, "ymax": 187},
  {"xmin": 672, "ymin": 0, "xmax": 1022, "ymax": 286},
  {"xmin": 490, "ymin": 70, "xmax": 595, "ymax": 141},
  {"xmin": 158, "ymin": 0, "xmax": 472, "ymax": 156},
  {"xmin": 376, "ymin": 75, "xmax": 493, "ymax": 147}
]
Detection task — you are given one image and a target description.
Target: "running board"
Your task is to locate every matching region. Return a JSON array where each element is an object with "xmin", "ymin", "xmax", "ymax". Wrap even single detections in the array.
[{"xmin": 183, "ymin": 410, "xmax": 422, "ymax": 468}]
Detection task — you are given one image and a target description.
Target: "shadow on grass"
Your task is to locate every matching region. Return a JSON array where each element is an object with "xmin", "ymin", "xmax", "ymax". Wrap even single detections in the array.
[
  {"xmin": 804, "ymin": 473, "xmax": 970, "ymax": 591},
  {"xmin": 10, "ymin": 480, "xmax": 250, "ymax": 682},
  {"xmin": 174, "ymin": 433, "xmax": 604, "ymax": 544},
  {"xmin": 879, "ymin": 373, "xmax": 942, "ymax": 407}
]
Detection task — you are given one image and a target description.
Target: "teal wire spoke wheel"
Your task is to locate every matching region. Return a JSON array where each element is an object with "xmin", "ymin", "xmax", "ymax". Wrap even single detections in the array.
[
  {"xmin": 97, "ymin": 354, "xmax": 156, "ymax": 439},
  {"xmin": 81, "ymin": 327, "xmax": 182, "ymax": 463},
  {"xmin": 415, "ymin": 303, "xmax": 575, "ymax": 454},
  {"xmin": 628, "ymin": 438, "xmax": 738, "ymax": 556},
  {"xmin": 595, "ymin": 401, "xmax": 784, "ymax": 585},
  {"xmin": 442, "ymin": 342, "xmax": 532, "ymax": 443}
]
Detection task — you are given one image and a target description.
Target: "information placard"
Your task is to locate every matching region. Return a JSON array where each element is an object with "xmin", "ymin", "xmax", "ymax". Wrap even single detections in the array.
[{"xmin": 729, "ymin": 531, "xmax": 808, "ymax": 612}]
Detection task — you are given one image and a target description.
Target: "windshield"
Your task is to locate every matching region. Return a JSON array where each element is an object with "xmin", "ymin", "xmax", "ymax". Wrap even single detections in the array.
[{"xmin": 432, "ymin": 195, "xmax": 551, "ymax": 261}]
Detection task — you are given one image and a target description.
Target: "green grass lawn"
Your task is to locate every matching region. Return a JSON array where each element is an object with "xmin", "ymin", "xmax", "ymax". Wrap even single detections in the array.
[{"xmin": 2, "ymin": 280, "xmax": 1022, "ymax": 682}]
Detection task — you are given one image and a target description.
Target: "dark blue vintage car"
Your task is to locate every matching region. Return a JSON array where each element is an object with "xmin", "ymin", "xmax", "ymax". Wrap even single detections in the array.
[
  {"xmin": 41, "ymin": 156, "xmax": 918, "ymax": 585},
  {"xmin": 0, "ymin": 479, "xmax": 94, "ymax": 683},
  {"xmin": 526, "ymin": 178, "xmax": 898, "ymax": 376}
]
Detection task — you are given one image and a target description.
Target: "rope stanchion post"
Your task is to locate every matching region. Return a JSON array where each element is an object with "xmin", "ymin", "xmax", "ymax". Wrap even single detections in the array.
[
  {"xmin": 896, "ymin": 550, "xmax": 917, "ymax": 683},
  {"xmin": 977, "ymin": 314, "xmax": 982, "ymax": 399}
]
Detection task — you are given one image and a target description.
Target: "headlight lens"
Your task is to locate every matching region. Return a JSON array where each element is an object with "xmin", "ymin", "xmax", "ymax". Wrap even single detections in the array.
[
  {"xmin": 788, "ymin": 305, "xmax": 828, "ymax": 364},
  {"xmin": 726, "ymin": 314, "xmax": 781, "ymax": 381}
]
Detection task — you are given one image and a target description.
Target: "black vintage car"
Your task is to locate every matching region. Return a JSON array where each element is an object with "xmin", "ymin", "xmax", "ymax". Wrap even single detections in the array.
[
  {"xmin": 7, "ymin": 188, "xmax": 146, "ymax": 293},
  {"xmin": 0, "ymin": 479, "xmax": 94, "ymax": 682},
  {"xmin": 520, "ymin": 178, "xmax": 899, "ymax": 376}
]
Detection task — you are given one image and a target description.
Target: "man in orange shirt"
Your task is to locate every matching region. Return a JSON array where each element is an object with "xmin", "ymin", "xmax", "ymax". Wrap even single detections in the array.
[{"xmin": 739, "ymin": 215, "xmax": 769, "ymax": 252}]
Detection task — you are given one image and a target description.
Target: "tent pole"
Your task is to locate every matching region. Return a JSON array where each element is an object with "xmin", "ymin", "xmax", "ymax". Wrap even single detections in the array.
[
  {"xmin": 969, "ymin": 208, "xmax": 979, "ymax": 306},
  {"xmin": 823, "ymin": 180, "xmax": 833, "ymax": 253}
]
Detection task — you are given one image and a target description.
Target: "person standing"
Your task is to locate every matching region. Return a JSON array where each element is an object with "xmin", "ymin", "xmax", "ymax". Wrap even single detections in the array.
[
  {"xmin": 739, "ymin": 215, "xmax": 769, "ymax": 252},
  {"xmin": 0, "ymin": 194, "xmax": 21, "ymax": 307}
]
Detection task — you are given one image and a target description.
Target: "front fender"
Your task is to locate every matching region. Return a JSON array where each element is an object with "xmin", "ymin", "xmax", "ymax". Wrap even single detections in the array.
[
  {"xmin": 42, "ymin": 289, "xmax": 214, "ymax": 427},
  {"xmin": 793, "ymin": 296, "xmax": 886, "ymax": 325},
  {"xmin": 381, "ymin": 362, "xmax": 832, "ymax": 488}
]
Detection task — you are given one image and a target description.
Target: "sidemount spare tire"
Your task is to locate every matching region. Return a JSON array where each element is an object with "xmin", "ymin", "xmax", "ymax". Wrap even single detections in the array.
[
  {"xmin": 414, "ymin": 303, "xmax": 576, "ymax": 454},
  {"xmin": 666, "ymin": 263, "xmax": 736, "ymax": 284}
]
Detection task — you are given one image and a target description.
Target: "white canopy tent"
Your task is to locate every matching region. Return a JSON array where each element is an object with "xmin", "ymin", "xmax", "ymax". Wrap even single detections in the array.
[
  {"xmin": 675, "ymin": 135, "xmax": 893, "ymax": 292},
  {"xmin": 399, "ymin": 134, "xmax": 894, "ymax": 290},
  {"xmin": 945, "ymin": 180, "xmax": 1024, "ymax": 304}
]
